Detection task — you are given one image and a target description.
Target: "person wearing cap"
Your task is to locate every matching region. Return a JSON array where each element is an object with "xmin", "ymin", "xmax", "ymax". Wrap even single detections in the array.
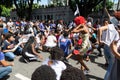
[{"xmin": 72, "ymin": 16, "xmax": 91, "ymax": 73}]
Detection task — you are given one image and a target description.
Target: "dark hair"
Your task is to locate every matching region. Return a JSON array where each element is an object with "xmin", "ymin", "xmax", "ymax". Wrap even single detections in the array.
[
  {"xmin": 31, "ymin": 65, "xmax": 56, "ymax": 80},
  {"xmin": 23, "ymin": 36, "xmax": 35, "ymax": 52},
  {"xmin": 60, "ymin": 66, "xmax": 86, "ymax": 80},
  {"xmin": 50, "ymin": 47, "xmax": 64, "ymax": 61},
  {"xmin": 95, "ymin": 19, "xmax": 100, "ymax": 24},
  {"xmin": 103, "ymin": 18, "xmax": 110, "ymax": 23},
  {"xmin": 63, "ymin": 31, "xmax": 69, "ymax": 38},
  {"xmin": 5, "ymin": 33, "xmax": 13, "ymax": 40},
  {"xmin": 24, "ymin": 25, "xmax": 31, "ymax": 34}
]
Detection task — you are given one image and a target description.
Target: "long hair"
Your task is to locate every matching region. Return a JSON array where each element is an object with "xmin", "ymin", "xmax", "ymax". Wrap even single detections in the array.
[{"xmin": 23, "ymin": 36, "xmax": 35, "ymax": 52}]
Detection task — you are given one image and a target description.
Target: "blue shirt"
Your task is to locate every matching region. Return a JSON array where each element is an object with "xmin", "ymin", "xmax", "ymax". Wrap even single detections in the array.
[
  {"xmin": 59, "ymin": 37, "xmax": 72, "ymax": 56},
  {"xmin": 50, "ymin": 23, "xmax": 56, "ymax": 30},
  {"xmin": 39, "ymin": 23, "xmax": 45, "ymax": 32},
  {"xmin": 0, "ymin": 52, "xmax": 4, "ymax": 61}
]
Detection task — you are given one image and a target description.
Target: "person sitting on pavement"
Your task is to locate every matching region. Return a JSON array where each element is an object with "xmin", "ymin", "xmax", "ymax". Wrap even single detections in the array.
[
  {"xmin": 58, "ymin": 31, "xmax": 72, "ymax": 58},
  {"xmin": 2, "ymin": 33, "xmax": 22, "ymax": 61},
  {"xmin": 40, "ymin": 30, "xmax": 57, "ymax": 52},
  {"xmin": 22, "ymin": 36, "xmax": 43, "ymax": 63},
  {"xmin": 0, "ymin": 46, "xmax": 14, "ymax": 79}
]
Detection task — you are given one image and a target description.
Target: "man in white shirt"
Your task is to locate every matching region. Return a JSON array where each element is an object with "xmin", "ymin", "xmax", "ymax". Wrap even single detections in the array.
[
  {"xmin": 7, "ymin": 19, "xmax": 15, "ymax": 33},
  {"xmin": 7, "ymin": 19, "xmax": 14, "ymax": 28},
  {"xmin": 44, "ymin": 30, "xmax": 57, "ymax": 48},
  {"xmin": 98, "ymin": 18, "xmax": 119, "ymax": 80}
]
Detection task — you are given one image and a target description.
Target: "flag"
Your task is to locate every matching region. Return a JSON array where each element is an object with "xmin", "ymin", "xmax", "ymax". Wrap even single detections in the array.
[{"xmin": 74, "ymin": 4, "xmax": 80, "ymax": 16}]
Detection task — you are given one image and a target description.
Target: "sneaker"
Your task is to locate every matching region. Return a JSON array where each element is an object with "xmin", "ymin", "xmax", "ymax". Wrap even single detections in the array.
[{"xmin": 23, "ymin": 58, "xmax": 29, "ymax": 63}]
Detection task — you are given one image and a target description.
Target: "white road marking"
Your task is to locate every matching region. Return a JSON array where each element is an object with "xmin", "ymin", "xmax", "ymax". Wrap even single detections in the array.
[{"xmin": 15, "ymin": 73, "xmax": 31, "ymax": 80}]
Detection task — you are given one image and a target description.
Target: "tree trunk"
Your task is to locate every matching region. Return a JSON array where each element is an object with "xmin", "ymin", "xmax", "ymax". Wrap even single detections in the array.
[
  {"xmin": 117, "ymin": 0, "xmax": 120, "ymax": 11},
  {"xmin": 0, "ymin": 7, "xmax": 2, "ymax": 16},
  {"xmin": 26, "ymin": 0, "xmax": 34, "ymax": 20},
  {"xmin": 102, "ymin": 0, "xmax": 106, "ymax": 17}
]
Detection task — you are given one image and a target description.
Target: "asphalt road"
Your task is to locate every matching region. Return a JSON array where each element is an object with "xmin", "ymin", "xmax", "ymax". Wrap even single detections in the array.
[{"xmin": 8, "ymin": 49, "xmax": 106, "ymax": 80}]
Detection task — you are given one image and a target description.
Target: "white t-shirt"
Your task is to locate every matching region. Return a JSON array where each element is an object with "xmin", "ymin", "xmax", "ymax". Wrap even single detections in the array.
[
  {"xmin": 7, "ymin": 22, "xmax": 13, "ymax": 28},
  {"xmin": 57, "ymin": 24, "xmax": 63, "ymax": 31},
  {"xmin": 45, "ymin": 35, "xmax": 57, "ymax": 47},
  {"xmin": 42, "ymin": 58, "xmax": 67, "ymax": 80},
  {"xmin": 102, "ymin": 24, "xmax": 119, "ymax": 46}
]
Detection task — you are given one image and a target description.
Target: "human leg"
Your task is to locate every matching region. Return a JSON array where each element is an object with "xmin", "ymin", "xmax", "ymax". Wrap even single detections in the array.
[
  {"xmin": 77, "ymin": 55, "xmax": 89, "ymax": 70},
  {"xmin": 0, "ymin": 66, "xmax": 12, "ymax": 79},
  {"xmin": 14, "ymin": 46, "xmax": 22, "ymax": 55},
  {"xmin": 104, "ymin": 45, "xmax": 115, "ymax": 80},
  {"xmin": 4, "ymin": 52, "xmax": 15, "ymax": 61}
]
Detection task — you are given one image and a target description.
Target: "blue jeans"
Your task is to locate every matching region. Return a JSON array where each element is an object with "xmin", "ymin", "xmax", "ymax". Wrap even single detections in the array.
[
  {"xmin": 14, "ymin": 47, "xmax": 22, "ymax": 55},
  {"xmin": 4, "ymin": 52, "xmax": 15, "ymax": 61},
  {"xmin": 0, "ymin": 66, "xmax": 12, "ymax": 79},
  {"xmin": 104, "ymin": 44, "xmax": 115, "ymax": 80}
]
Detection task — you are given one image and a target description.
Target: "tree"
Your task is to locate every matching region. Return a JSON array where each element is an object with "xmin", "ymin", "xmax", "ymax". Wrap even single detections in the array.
[
  {"xmin": 50, "ymin": 0, "xmax": 67, "ymax": 6},
  {"xmin": 69, "ymin": 0, "xmax": 104, "ymax": 17},
  {"xmin": 94, "ymin": 0, "xmax": 114, "ymax": 12},
  {"xmin": 13, "ymin": 0, "xmax": 41, "ymax": 20},
  {"xmin": 13, "ymin": 0, "xmax": 34, "ymax": 20},
  {"xmin": 32, "ymin": 3, "xmax": 40, "ymax": 9},
  {"xmin": 0, "ymin": 5, "xmax": 11, "ymax": 17},
  {"xmin": 0, "ymin": 0, "xmax": 13, "ymax": 16},
  {"xmin": 69, "ymin": 0, "xmax": 114, "ymax": 17},
  {"xmin": 117, "ymin": 0, "xmax": 120, "ymax": 10}
]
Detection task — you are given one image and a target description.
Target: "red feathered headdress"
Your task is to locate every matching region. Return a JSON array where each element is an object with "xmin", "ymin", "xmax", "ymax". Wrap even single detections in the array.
[{"xmin": 74, "ymin": 16, "xmax": 86, "ymax": 26}]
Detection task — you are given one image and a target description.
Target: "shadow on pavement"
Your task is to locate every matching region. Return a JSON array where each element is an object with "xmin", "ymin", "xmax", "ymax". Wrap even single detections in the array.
[
  {"xmin": 86, "ymin": 74, "xmax": 104, "ymax": 80},
  {"xmin": 89, "ymin": 53, "xmax": 107, "ymax": 70},
  {"xmin": 19, "ymin": 57, "xmax": 26, "ymax": 63},
  {"xmin": 0, "ymin": 75, "xmax": 10, "ymax": 80}
]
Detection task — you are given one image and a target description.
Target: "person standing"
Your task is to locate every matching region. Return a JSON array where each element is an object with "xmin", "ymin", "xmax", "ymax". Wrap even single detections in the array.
[
  {"xmin": 72, "ymin": 16, "xmax": 91, "ymax": 73},
  {"xmin": 98, "ymin": 18, "xmax": 119, "ymax": 80},
  {"xmin": 108, "ymin": 40, "xmax": 120, "ymax": 80}
]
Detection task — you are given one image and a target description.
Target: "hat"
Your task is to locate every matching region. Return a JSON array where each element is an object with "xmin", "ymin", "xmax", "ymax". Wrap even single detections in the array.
[{"xmin": 74, "ymin": 16, "xmax": 86, "ymax": 26}]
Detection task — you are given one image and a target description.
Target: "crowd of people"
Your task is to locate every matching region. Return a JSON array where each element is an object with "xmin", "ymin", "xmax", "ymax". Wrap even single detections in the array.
[{"xmin": 0, "ymin": 15, "xmax": 120, "ymax": 80}]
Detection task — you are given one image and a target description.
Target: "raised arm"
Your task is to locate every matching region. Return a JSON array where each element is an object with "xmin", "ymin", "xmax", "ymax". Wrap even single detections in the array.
[{"xmin": 72, "ymin": 24, "xmax": 84, "ymax": 33}]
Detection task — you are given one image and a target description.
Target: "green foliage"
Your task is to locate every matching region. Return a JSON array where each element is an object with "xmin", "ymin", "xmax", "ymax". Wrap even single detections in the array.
[
  {"xmin": 94, "ymin": 1, "xmax": 114, "ymax": 12},
  {"xmin": 0, "ymin": 0, "xmax": 13, "ymax": 16},
  {"xmin": 0, "ymin": 5, "xmax": 11, "ymax": 17},
  {"xmin": 32, "ymin": 3, "xmax": 40, "ymax": 9},
  {"xmin": 106, "ymin": 1, "xmax": 114, "ymax": 9}
]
